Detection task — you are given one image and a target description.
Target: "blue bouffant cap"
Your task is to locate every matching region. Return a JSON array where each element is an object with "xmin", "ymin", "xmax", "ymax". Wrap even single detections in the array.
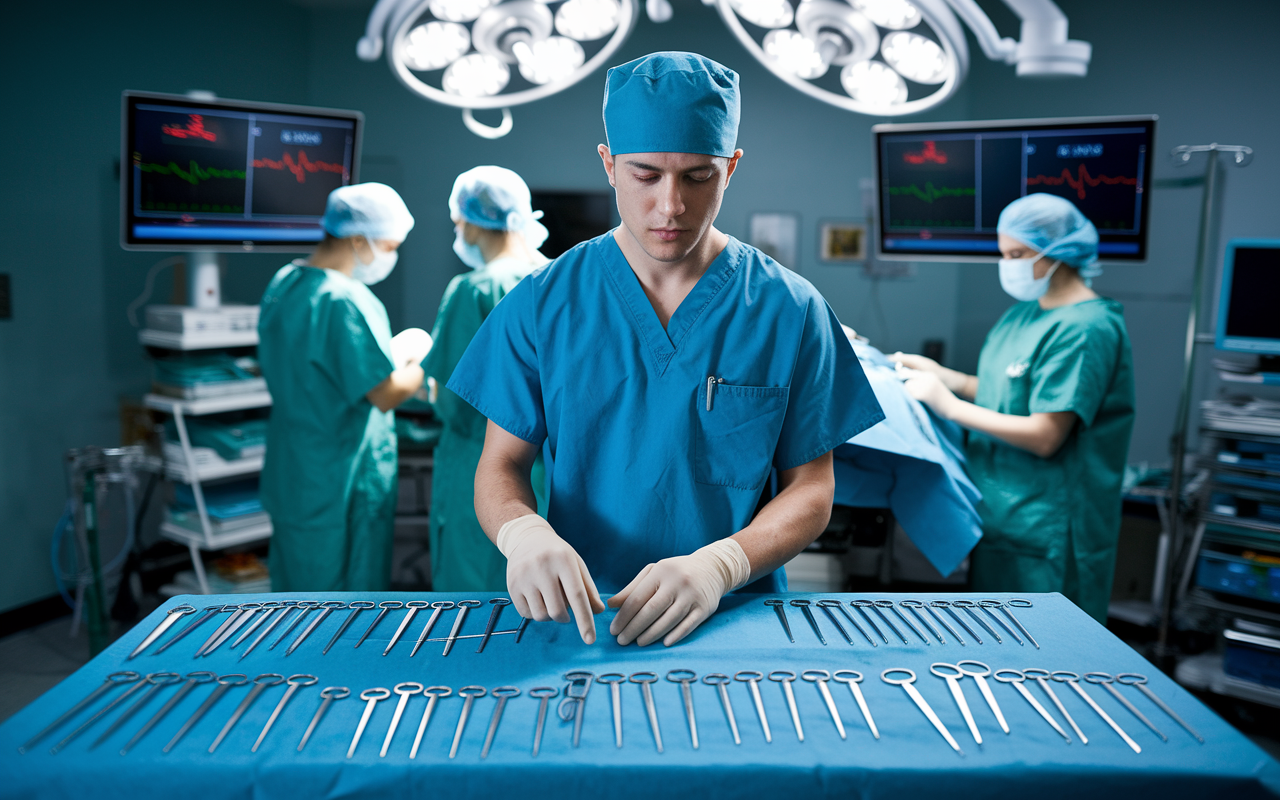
[
  {"xmin": 603, "ymin": 52, "xmax": 740, "ymax": 157},
  {"xmin": 322, "ymin": 182, "xmax": 415, "ymax": 241},
  {"xmin": 997, "ymin": 193, "xmax": 1101, "ymax": 277}
]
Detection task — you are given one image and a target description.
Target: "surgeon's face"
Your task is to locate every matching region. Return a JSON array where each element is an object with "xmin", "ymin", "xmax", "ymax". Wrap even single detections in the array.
[{"xmin": 599, "ymin": 146, "xmax": 742, "ymax": 264}]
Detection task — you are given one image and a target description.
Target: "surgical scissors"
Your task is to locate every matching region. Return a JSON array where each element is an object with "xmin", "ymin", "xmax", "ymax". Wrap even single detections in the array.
[
  {"xmin": 254, "ymin": 674, "xmax": 317, "ymax": 752},
  {"xmin": 481, "ymin": 687, "xmax": 520, "ymax": 759},
  {"xmin": 410, "ymin": 601, "xmax": 455, "ymax": 657},
  {"xmin": 930, "ymin": 600, "xmax": 979, "ymax": 644},
  {"xmin": 850, "ymin": 600, "xmax": 889, "ymax": 644},
  {"xmin": 1051, "ymin": 671, "xmax": 1140, "ymax": 754},
  {"xmin": 409, "ymin": 686, "xmax": 451, "ymax": 759},
  {"xmin": 930, "ymin": 663, "xmax": 982, "ymax": 745},
  {"xmin": 209, "ymin": 673, "xmax": 283, "ymax": 753},
  {"xmin": 764, "ymin": 599, "xmax": 793, "ymax": 643},
  {"xmin": 350, "ymin": 687, "xmax": 391, "ymax": 758},
  {"xmin": 288, "ymin": 601, "xmax": 346, "ymax": 656},
  {"xmin": 878, "ymin": 599, "xmax": 929, "ymax": 645},
  {"xmin": 89, "ymin": 672, "xmax": 181, "ymax": 749},
  {"xmin": 952, "ymin": 600, "xmax": 1002, "ymax": 644},
  {"xmin": 354, "ymin": 601, "xmax": 402, "ymax": 649},
  {"xmin": 381, "ymin": 682, "xmax": 423, "ymax": 757},
  {"xmin": 899, "ymin": 600, "xmax": 945, "ymax": 644},
  {"xmin": 832, "ymin": 670, "xmax": 878, "ymax": 739},
  {"xmin": 323, "ymin": 600, "xmax": 376, "ymax": 655},
  {"xmin": 384, "ymin": 601, "xmax": 430, "ymax": 656},
  {"xmin": 19, "ymin": 671, "xmax": 140, "ymax": 754},
  {"xmin": 702, "ymin": 674, "xmax": 740, "ymax": 745},
  {"xmin": 1023, "ymin": 668, "xmax": 1086, "ymax": 743},
  {"xmin": 733, "ymin": 671, "xmax": 771, "ymax": 743},
  {"xmin": 529, "ymin": 687, "xmax": 558, "ymax": 757},
  {"xmin": 597, "ymin": 673, "xmax": 626, "ymax": 748},
  {"xmin": 801, "ymin": 670, "xmax": 845, "ymax": 740},
  {"xmin": 789, "ymin": 599, "xmax": 825, "ymax": 645},
  {"xmin": 559, "ymin": 670, "xmax": 594, "ymax": 748},
  {"xmin": 768, "ymin": 671, "xmax": 804, "ymax": 742},
  {"xmin": 1116, "ymin": 673, "xmax": 1203, "ymax": 743},
  {"xmin": 814, "ymin": 600, "xmax": 854, "ymax": 645},
  {"xmin": 666, "ymin": 670, "xmax": 699, "ymax": 749},
  {"xmin": 120, "ymin": 671, "xmax": 215, "ymax": 755},
  {"xmin": 163, "ymin": 673, "xmax": 247, "ymax": 753},
  {"xmin": 882, "ymin": 668, "xmax": 962, "ymax": 755},
  {"xmin": 1085, "ymin": 673, "xmax": 1167, "ymax": 742},
  {"xmin": 298, "ymin": 686, "xmax": 349, "ymax": 752},
  {"xmin": 129, "ymin": 604, "xmax": 195, "ymax": 659},
  {"xmin": 630, "ymin": 672, "xmax": 663, "ymax": 753},
  {"xmin": 956, "ymin": 661, "xmax": 1008, "ymax": 734},
  {"xmin": 993, "ymin": 669, "xmax": 1071, "ymax": 743},
  {"xmin": 449, "ymin": 686, "xmax": 486, "ymax": 758},
  {"xmin": 978, "ymin": 599, "xmax": 1025, "ymax": 646}
]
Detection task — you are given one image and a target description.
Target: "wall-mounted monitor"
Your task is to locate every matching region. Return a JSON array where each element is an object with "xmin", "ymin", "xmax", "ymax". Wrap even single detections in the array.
[
  {"xmin": 530, "ymin": 191, "xmax": 617, "ymax": 259},
  {"xmin": 873, "ymin": 115, "xmax": 1156, "ymax": 262},
  {"xmin": 1217, "ymin": 239, "xmax": 1280, "ymax": 360},
  {"xmin": 121, "ymin": 91, "xmax": 363, "ymax": 252}
]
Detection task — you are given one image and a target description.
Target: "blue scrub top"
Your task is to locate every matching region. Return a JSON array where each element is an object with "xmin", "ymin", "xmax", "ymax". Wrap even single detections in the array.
[{"xmin": 447, "ymin": 234, "xmax": 883, "ymax": 592}]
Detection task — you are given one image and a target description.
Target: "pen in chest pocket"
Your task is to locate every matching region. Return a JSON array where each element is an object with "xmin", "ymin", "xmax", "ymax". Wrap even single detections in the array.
[{"xmin": 706, "ymin": 376, "xmax": 725, "ymax": 411}]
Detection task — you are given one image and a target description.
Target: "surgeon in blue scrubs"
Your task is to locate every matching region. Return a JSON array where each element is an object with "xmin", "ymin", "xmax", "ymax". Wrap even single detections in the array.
[{"xmin": 447, "ymin": 52, "xmax": 883, "ymax": 647}]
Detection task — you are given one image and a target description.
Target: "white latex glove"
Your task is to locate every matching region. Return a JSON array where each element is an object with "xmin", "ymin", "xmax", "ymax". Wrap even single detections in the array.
[
  {"xmin": 390, "ymin": 328, "xmax": 433, "ymax": 370},
  {"xmin": 498, "ymin": 514, "xmax": 605, "ymax": 644},
  {"xmin": 607, "ymin": 539, "xmax": 751, "ymax": 647}
]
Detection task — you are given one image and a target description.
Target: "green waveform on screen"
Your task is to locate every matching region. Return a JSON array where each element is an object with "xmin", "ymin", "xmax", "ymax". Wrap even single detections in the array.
[
  {"xmin": 138, "ymin": 159, "xmax": 246, "ymax": 186},
  {"xmin": 887, "ymin": 182, "xmax": 976, "ymax": 203}
]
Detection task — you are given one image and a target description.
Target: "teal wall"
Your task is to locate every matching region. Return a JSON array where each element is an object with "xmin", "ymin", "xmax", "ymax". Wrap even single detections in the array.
[{"xmin": 1, "ymin": 0, "xmax": 1276, "ymax": 611}]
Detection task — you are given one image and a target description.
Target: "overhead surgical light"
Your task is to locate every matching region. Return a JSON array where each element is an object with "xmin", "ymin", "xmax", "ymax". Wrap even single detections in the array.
[{"xmin": 715, "ymin": 0, "xmax": 1092, "ymax": 116}]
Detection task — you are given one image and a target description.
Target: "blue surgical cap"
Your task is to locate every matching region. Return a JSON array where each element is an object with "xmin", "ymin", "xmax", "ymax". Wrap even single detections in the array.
[
  {"xmin": 322, "ymin": 182, "xmax": 415, "ymax": 241},
  {"xmin": 603, "ymin": 52, "xmax": 740, "ymax": 157},
  {"xmin": 448, "ymin": 166, "xmax": 548, "ymax": 250},
  {"xmin": 997, "ymin": 193, "xmax": 1101, "ymax": 278}
]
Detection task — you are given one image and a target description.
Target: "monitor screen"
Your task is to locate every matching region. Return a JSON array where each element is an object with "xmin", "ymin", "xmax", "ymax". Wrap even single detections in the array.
[
  {"xmin": 873, "ymin": 116, "xmax": 1156, "ymax": 262},
  {"xmin": 530, "ymin": 191, "xmax": 617, "ymax": 259},
  {"xmin": 121, "ymin": 91, "xmax": 362, "ymax": 251},
  {"xmin": 1217, "ymin": 240, "xmax": 1280, "ymax": 356}
]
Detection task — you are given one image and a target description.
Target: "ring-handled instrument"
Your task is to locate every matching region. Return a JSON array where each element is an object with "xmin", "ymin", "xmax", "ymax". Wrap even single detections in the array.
[
  {"xmin": 702, "ymin": 674, "xmax": 740, "ymax": 745},
  {"xmin": 952, "ymin": 600, "xmax": 1002, "ymax": 643},
  {"xmin": 120, "ymin": 671, "xmax": 215, "ymax": 755},
  {"xmin": 384, "ymin": 601, "xmax": 430, "ymax": 656},
  {"xmin": 270, "ymin": 601, "xmax": 320, "ymax": 651},
  {"xmin": 930, "ymin": 663, "xmax": 982, "ymax": 745},
  {"xmin": 153, "ymin": 604, "xmax": 223, "ymax": 655},
  {"xmin": 240, "ymin": 603, "xmax": 298, "ymax": 660},
  {"xmin": 19, "ymin": 671, "xmax": 140, "ymax": 754},
  {"xmin": 763, "ymin": 599, "xmax": 794, "ymax": 643},
  {"xmin": 733, "ymin": 671, "xmax": 771, "ymax": 743},
  {"xmin": 559, "ymin": 670, "xmax": 594, "ymax": 748},
  {"xmin": 956, "ymin": 660, "xmax": 1008, "ymax": 733},
  {"xmin": 410, "ymin": 686, "xmax": 452, "ymax": 758},
  {"xmin": 288, "ymin": 601, "xmax": 347, "ymax": 656},
  {"xmin": 1051, "ymin": 671, "xmax": 1140, "ymax": 753},
  {"xmin": 381, "ymin": 682, "xmax": 423, "ymax": 757},
  {"xmin": 443, "ymin": 600, "xmax": 483, "ymax": 656},
  {"xmin": 1001, "ymin": 598, "xmax": 1040, "ymax": 649},
  {"xmin": 89, "ymin": 672, "xmax": 181, "ymax": 750},
  {"xmin": 231, "ymin": 601, "xmax": 284, "ymax": 649},
  {"xmin": 349, "ymin": 687, "xmax": 392, "ymax": 758},
  {"xmin": 881, "ymin": 668, "xmax": 963, "ymax": 755},
  {"xmin": 993, "ymin": 669, "xmax": 1071, "ymax": 743},
  {"xmin": 209, "ymin": 673, "xmax": 284, "ymax": 753},
  {"xmin": 529, "ymin": 687, "xmax": 559, "ymax": 757},
  {"xmin": 298, "ymin": 686, "xmax": 349, "ymax": 752},
  {"xmin": 1085, "ymin": 672, "xmax": 1167, "ymax": 742},
  {"xmin": 410, "ymin": 601, "xmax": 454, "ymax": 657},
  {"xmin": 202, "ymin": 602, "xmax": 265, "ymax": 657},
  {"xmin": 978, "ymin": 599, "xmax": 1024, "ymax": 646},
  {"xmin": 630, "ymin": 672, "xmax": 664, "ymax": 753},
  {"xmin": 824, "ymin": 599, "xmax": 875, "ymax": 646},
  {"xmin": 869, "ymin": 600, "xmax": 909, "ymax": 645},
  {"xmin": 850, "ymin": 600, "xmax": 889, "ymax": 644},
  {"xmin": 163, "ymin": 673, "xmax": 248, "ymax": 753},
  {"xmin": 191, "ymin": 605, "xmax": 242, "ymax": 658},
  {"xmin": 667, "ymin": 669, "xmax": 700, "ymax": 749},
  {"xmin": 815, "ymin": 600, "xmax": 854, "ymax": 645},
  {"xmin": 789, "ymin": 599, "xmax": 826, "ymax": 645},
  {"xmin": 253, "ymin": 674, "xmax": 317, "ymax": 753},
  {"xmin": 49, "ymin": 671, "xmax": 159, "ymax": 754},
  {"xmin": 879, "ymin": 599, "xmax": 930, "ymax": 645},
  {"xmin": 801, "ymin": 670, "xmax": 845, "ymax": 740},
  {"xmin": 449, "ymin": 686, "xmax": 486, "ymax": 759},
  {"xmin": 515, "ymin": 616, "xmax": 531, "ymax": 643},
  {"xmin": 481, "ymin": 687, "xmax": 520, "ymax": 759},
  {"xmin": 1022, "ymin": 668, "xmax": 1086, "ymax": 743},
  {"xmin": 323, "ymin": 600, "xmax": 375, "ymax": 655},
  {"xmin": 930, "ymin": 600, "xmax": 979, "ymax": 644},
  {"xmin": 768, "ymin": 670, "xmax": 804, "ymax": 742},
  {"xmin": 832, "ymin": 670, "xmax": 878, "ymax": 739},
  {"xmin": 476, "ymin": 598, "xmax": 512, "ymax": 653},
  {"xmin": 129, "ymin": 604, "xmax": 195, "ymax": 659},
  {"xmin": 355, "ymin": 601, "xmax": 403, "ymax": 649},
  {"xmin": 1116, "ymin": 673, "xmax": 1204, "ymax": 743},
  {"xmin": 597, "ymin": 673, "xmax": 626, "ymax": 748},
  {"xmin": 900, "ymin": 600, "xmax": 946, "ymax": 644}
]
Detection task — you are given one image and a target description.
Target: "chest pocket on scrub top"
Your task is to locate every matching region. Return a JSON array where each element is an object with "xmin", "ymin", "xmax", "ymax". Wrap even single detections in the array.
[{"xmin": 695, "ymin": 379, "xmax": 790, "ymax": 490}]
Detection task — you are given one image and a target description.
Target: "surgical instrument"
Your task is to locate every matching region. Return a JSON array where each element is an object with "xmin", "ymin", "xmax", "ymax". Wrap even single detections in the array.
[
  {"xmin": 702, "ymin": 674, "xmax": 740, "ymax": 745},
  {"xmin": 241, "ymin": 604, "xmax": 296, "ymax": 660},
  {"xmin": 232, "ymin": 601, "xmax": 285, "ymax": 649},
  {"xmin": 449, "ymin": 686, "xmax": 486, "ymax": 759},
  {"xmin": 120, "ymin": 671, "xmax": 215, "ymax": 755},
  {"xmin": 202, "ymin": 602, "xmax": 264, "ymax": 657},
  {"xmin": 481, "ymin": 686, "xmax": 520, "ymax": 759},
  {"xmin": 879, "ymin": 599, "xmax": 929, "ymax": 645},
  {"xmin": 210, "ymin": 673, "xmax": 283, "ymax": 753},
  {"xmin": 827, "ymin": 600, "xmax": 876, "ymax": 646},
  {"xmin": 1116, "ymin": 673, "xmax": 1204, "ymax": 743},
  {"xmin": 515, "ymin": 616, "xmax": 531, "ymax": 643},
  {"xmin": 1051, "ymin": 671, "xmax": 1140, "ymax": 754},
  {"xmin": 287, "ymin": 601, "xmax": 346, "ymax": 656},
  {"xmin": 410, "ymin": 601, "xmax": 454, "ymax": 657},
  {"xmin": 815, "ymin": 600, "xmax": 853, "ymax": 645},
  {"xmin": 153, "ymin": 604, "xmax": 223, "ymax": 655},
  {"xmin": 882, "ymin": 668, "xmax": 963, "ymax": 755},
  {"xmin": 597, "ymin": 673, "xmax": 626, "ymax": 748},
  {"xmin": 930, "ymin": 663, "xmax": 982, "ymax": 745},
  {"xmin": 667, "ymin": 669, "xmax": 700, "ymax": 749},
  {"xmin": 764, "ymin": 599, "xmax": 793, "ymax": 643},
  {"xmin": 163, "ymin": 673, "xmax": 247, "ymax": 753},
  {"xmin": 298, "ymin": 686, "xmax": 349, "ymax": 752},
  {"xmin": 801, "ymin": 670, "xmax": 845, "ymax": 740},
  {"xmin": 930, "ymin": 600, "xmax": 980, "ymax": 644},
  {"xmin": 899, "ymin": 600, "xmax": 946, "ymax": 644},
  {"xmin": 354, "ymin": 601, "xmax": 403, "ymax": 649},
  {"xmin": 1085, "ymin": 673, "xmax": 1167, "ymax": 742},
  {"xmin": 409, "ymin": 686, "xmax": 451, "ymax": 759},
  {"xmin": 50, "ymin": 671, "xmax": 160, "ymax": 754},
  {"xmin": 952, "ymin": 600, "xmax": 1002, "ymax": 643},
  {"xmin": 129, "ymin": 604, "xmax": 195, "ymax": 659},
  {"xmin": 90, "ymin": 672, "xmax": 181, "ymax": 749},
  {"xmin": 1024, "ymin": 668, "xmax": 1086, "ymax": 743},
  {"xmin": 851, "ymin": 600, "xmax": 889, "ymax": 644},
  {"xmin": 769, "ymin": 671, "xmax": 804, "ymax": 742},
  {"xmin": 1002, "ymin": 598, "xmax": 1040, "ymax": 648},
  {"xmin": 978, "ymin": 600, "xmax": 1025, "ymax": 645},
  {"xmin": 734, "ymin": 670, "xmax": 772, "ymax": 743},
  {"xmin": 381, "ymin": 682, "xmax": 423, "ymax": 757},
  {"xmin": 192, "ymin": 605, "xmax": 242, "ymax": 657},
  {"xmin": 832, "ymin": 670, "xmax": 878, "ymax": 739},
  {"xmin": 19, "ymin": 671, "xmax": 140, "ymax": 754},
  {"xmin": 529, "ymin": 687, "xmax": 558, "ymax": 757},
  {"xmin": 630, "ymin": 672, "xmax": 663, "ymax": 753},
  {"xmin": 383, "ymin": 601, "xmax": 429, "ymax": 656},
  {"xmin": 993, "ymin": 669, "xmax": 1071, "ymax": 743},
  {"xmin": 443, "ymin": 600, "xmax": 483, "ymax": 657},
  {"xmin": 323, "ymin": 600, "xmax": 375, "ymax": 655},
  {"xmin": 869, "ymin": 600, "xmax": 908, "ymax": 645},
  {"xmin": 559, "ymin": 670, "xmax": 594, "ymax": 748},
  {"xmin": 253, "ymin": 674, "xmax": 316, "ymax": 753},
  {"xmin": 789, "ymin": 599, "xmax": 825, "ymax": 645},
  {"xmin": 349, "ymin": 687, "xmax": 391, "ymax": 758},
  {"xmin": 271, "ymin": 601, "xmax": 320, "ymax": 651},
  {"xmin": 476, "ymin": 598, "xmax": 511, "ymax": 653},
  {"xmin": 956, "ymin": 661, "xmax": 1008, "ymax": 734}
]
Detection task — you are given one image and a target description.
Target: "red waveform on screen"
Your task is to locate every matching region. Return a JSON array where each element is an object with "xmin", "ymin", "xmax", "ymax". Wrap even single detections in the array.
[
  {"xmin": 1028, "ymin": 165, "xmax": 1138, "ymax": 200},
  {"xmin": 904, "ymin": 140, "xmax": 947, "ymax": 165},
  {"xmin": 161, "ymin": 114, "xmax": 217, "ymax": 142},
  {"xmin": 252, "ymin": 150, "xmax": 346, "ymax": 184}
]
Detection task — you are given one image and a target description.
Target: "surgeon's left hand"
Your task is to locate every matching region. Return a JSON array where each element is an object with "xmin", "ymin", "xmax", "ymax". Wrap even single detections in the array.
[
  {"xmin": 608, "ymin": 539, "xmax": 752, "ymax": 647},
  {"xmin": 898, "ymin": 365, "xmax": 957, "ymax": 415}
]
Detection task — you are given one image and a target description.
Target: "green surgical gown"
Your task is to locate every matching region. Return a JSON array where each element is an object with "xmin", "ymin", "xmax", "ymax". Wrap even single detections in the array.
[
  {"xmin": 422, "ymin": 256, "xmax": 547, "ymax": 592},
  {"xmin": 258, "ymin": 262, "xmax": 398, "ymax": 592},
  {"xmin": 967, "ymin": 298, "xmax": 1135, "ymax": 622}
]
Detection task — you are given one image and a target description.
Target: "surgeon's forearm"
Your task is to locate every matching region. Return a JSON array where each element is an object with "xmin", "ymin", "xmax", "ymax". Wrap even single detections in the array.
[
  {"xmin": 366, "ymin": 365, "xmax": 425, "ymax": 412},
  {"xmin": 730, "ymin": 452, "xmax": 835, "ymax": 583},
  {"xmin": 938, "ymin": 398, "xmax": 1076, "ymax": 458},
  {"xmin": 474, "ymin": 425, "xmax": 540, "ymax": 543}
]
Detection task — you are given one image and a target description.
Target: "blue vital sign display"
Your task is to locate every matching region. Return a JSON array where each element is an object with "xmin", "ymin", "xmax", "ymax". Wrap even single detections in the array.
[{"xmin": 873, "ymin": 116, "xmax": 1156, "ymax": 261}]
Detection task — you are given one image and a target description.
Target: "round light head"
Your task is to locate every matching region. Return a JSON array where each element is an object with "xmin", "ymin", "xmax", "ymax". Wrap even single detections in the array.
[
  {"xmin": 795, "ymin": 0, "xmax": 879, "ymax": 66},
  {"xmin": 880, "ymin": 31, "xmax": 948, "ymax": 84},
  {"xmin": 729, "ymin": 0, "xmax": 793, "ymax": 29},
  {"xmin": 841, "ymin": 60, "xmax": 907, "ymax": 106},
  {"xmin": 555, "ymin": 0, "xmax": 621, "ymax": 41},
  {"xmin": 852, "ymin": 0, "xmax": 921, "ymax": 30},
  {"xmin": 514, "ymin": 36, "xmax": 586, "ymax": 84},
  {"xmin": 402, "ymin": 21, "xmax": 471, "ymax": 71},
  {"xmin": 428, "ymin": 0, "xmax": 495, "ymax": 23},
  {"xmin": 442, "ymin": 53, "xmax": 511, "ymax": 96},
  {"xmin": 763, "ymin": 29, "xmax": 829, "ymax": 79}
]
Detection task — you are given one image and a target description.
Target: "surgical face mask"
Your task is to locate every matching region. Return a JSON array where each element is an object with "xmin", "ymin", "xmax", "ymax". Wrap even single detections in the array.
[
  {"xmin": 352, "ymin": 239, "xmax": 398, "ymax": 285},
  {"xmin": 998, "ymin": 257, "xmax": 1060, "ymax": 302},
  {"xmin": 453, "ymin": 228, "xmax": 487, "ymax": 270}
]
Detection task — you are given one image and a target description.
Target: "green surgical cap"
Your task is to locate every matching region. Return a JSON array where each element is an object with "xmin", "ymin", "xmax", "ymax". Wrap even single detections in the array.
[{"xmin": 603, "ymin": 52, "xmax": 740, "ymax": 157}]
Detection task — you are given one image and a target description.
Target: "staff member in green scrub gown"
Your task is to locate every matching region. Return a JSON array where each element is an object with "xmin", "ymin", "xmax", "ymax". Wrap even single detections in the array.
[
  {"xmin": 893, "ymin": 193, "xmax": 1134, "ymax": 622},
  {"xmin": 423, "ymin": 166, "xmax": 550, "ymax": 591},
  {"xmin": 259, "ymin": 182, "xmax": 426, "ymax": 591}
]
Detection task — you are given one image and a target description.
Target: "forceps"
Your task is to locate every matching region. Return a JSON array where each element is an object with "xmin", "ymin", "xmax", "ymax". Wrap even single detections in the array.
[
  {"xmin": 298, "ymin": 686, "xmax": 349, "ymax": 752},
  {"xmin": 381, "ymin": 682, "xmax": 423, "ymax": 757},
  {"xmin": 823, "ymin": 599, "xmax": 876, "ymax": 646},
  {"xmin": 152, "ymin": 604, "xmax": 223, "ymax": 655},
  {"xmin": 597, "ymin": 674, "xmax": 626, "ymax": 748},
  {"xmin": 815, "ymin": 600, "xmax": 854, "ymax": 645},
  {"xmin": 956, "ymin": 661, "xmax": 1008, "ymax": 734},
  {"xmin": 476, "ymin": 598, "xmax": 511, "ymax": 653},
  {"xmin": 702, "ymin": 674, "xmax": 740, "ymax": 745},
  {"xmin": 881, "ymin": 668, "xmax": 963, "ymax": 755},
  {"xmin": 410, "ymin": 601, "xmax": 455, "ymax": 657},
  {"xmin": 978, "ymin": 599, "xmax": 1026, "ymax": 646},
  {"xmin": 630, "ymin": 672, "xmax": 663, "ymax": 753},
  {"xmin": 50, "ymin": 671, "xmax": 161, "ymax": 754},
  {"xmin": 993, "ymin": 669, "xmax": 1071, "ymax": 743},
  {"xmin": 409, "ymin": 686, "xmax": 452, "ymax": 759},
  {"xmin": 529, "ymin": 687, "xmax": 558, "ymax": 757},
  {"xmin": 764, "ymin": 599, "xmax": 794, "ymax": 643},
  {"xmin": 231, "ymin": 601, "xmax": 285, "ymax": 649},
  {"xmin": 850, "ymin": 600, "xmax": 889, "ymax": 644},
  {"xmin": 790, "ymin": 599, "xmax": 826, "ymax": 645},
  {"xmin": 322, "ymin": 600, "xmax": 375, "ymax": 654},
  {"xmin": 384, "ymin": 601, "xmax": 430, "ymax": 656},
  {"xmin": 559, "ymin": 670, "xmax": 594, "ymax": 748},
  {"xmin": 120, "ymin": 671, "xmax": 216, "ymax": 755},
  {"xmin": 877, "ymin": 599, "xmax": 928, "ymax": 645},
  {"xmin": 930, "ymin": 600, "xmax": 979, "ymax": 644},
  {"xmin": 1116, "ymin": 673, "xmax": 1204, "ymax": 743},
  {"xmin": 667, "ymin": 670, "xmax": 700, "ymax": 749},
  {"xmin": 930, "ymin": 663, "xmax": 982, "ymax": 745},
  {"xmin": 354, "ymin": 601, "xmax": 403, "ymax": 649},
  {"xmin": 734, "ymin": 671, "xmax": 772, "ymax": 743},
  {"xmin": 192, "ymin": 605, "xmax": 243, "ymax": 658},
  {"xmin": 270, "ymin": 601, "xmax": 320, "ymax": 651},
  {"xmin": 89, "ymin": 672, "xmax": 181, "ymax": 749},
  {"xmin": 129, "ymin": 604, "xmax": 195, "ymax": 659},
  {"xmin": 869, "ymin": 601, "xmax": 908, "ymax": 645},
  {"xmin": 1024, "ymin": 668, "xmax": 1086, "ymax": 743},
  {"xmin": 443, "ymin": 600, "xmax": 483, "ymax": 656},
  {"xmin": 287, "ymin": 601, "xmax": 346, "ymax": 656},
  {"xmin": 349, "ymin": 687, "xmax": 391, "ymax": 758},
  {"xmin": 952, "ymin": 600, "xmax": 1002, "ymax": 643},
  {"xmin": 769, "ymin": 671, "xmax": 804, "ymax": 742},
  {"xmin": 449, "ymin": 686, "xmax": 486, "ymax": 759},
  {"xmin": 481, "ymin": 687, "xmax": 520, "ymax": 759},
  {"xmin": 801, "ymin": 670, "xmax": 845, "ymax": 740},
  {"xmin": 240, "ymin": 604, "xmax": 297, "ymax": 660},
  {"xmin": 899, "ymin": 600, "xmax": 946, "ymax": 644},
  {"xmin": 19, "ymin": 671, "xmax": 140, "ymax": 754},
  {"xmin": 253, "ymin": 674, "xmax": 317, "ymax": 752},
  {"xmin": 163, "ymin": 673, "xmax": 248, "ymax": 753},
  {"xmin": 209, "ymin": 673, "xmax": 284, "ymax": 753},
  {"xmin": 1085, "ymin": 673, "xmax": 1167, "ymax": 742},
  {"xmin": 1001, "ymin": 599, "xmax": 1040, "ymax": 648},
  {"xmin": 1051, "ymin": 671, "xmax": 1140, "ymax": 754},
  {"xmin": 833, "ymin": 671, "xmax": 878, "ymax": 739},
  {"xmin": 202, "ymin": 602, "xmax": 265, "ymax": 657}
]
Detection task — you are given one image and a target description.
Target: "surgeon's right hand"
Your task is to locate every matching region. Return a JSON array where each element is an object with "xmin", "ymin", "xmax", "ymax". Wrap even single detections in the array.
[
  {"xmin": 890, "ymin": 352, "xmax": 969, "ymax": 394},
  {"xmin": 497, "ymin": 514, "xmax": 605, "ymax": 644}
]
